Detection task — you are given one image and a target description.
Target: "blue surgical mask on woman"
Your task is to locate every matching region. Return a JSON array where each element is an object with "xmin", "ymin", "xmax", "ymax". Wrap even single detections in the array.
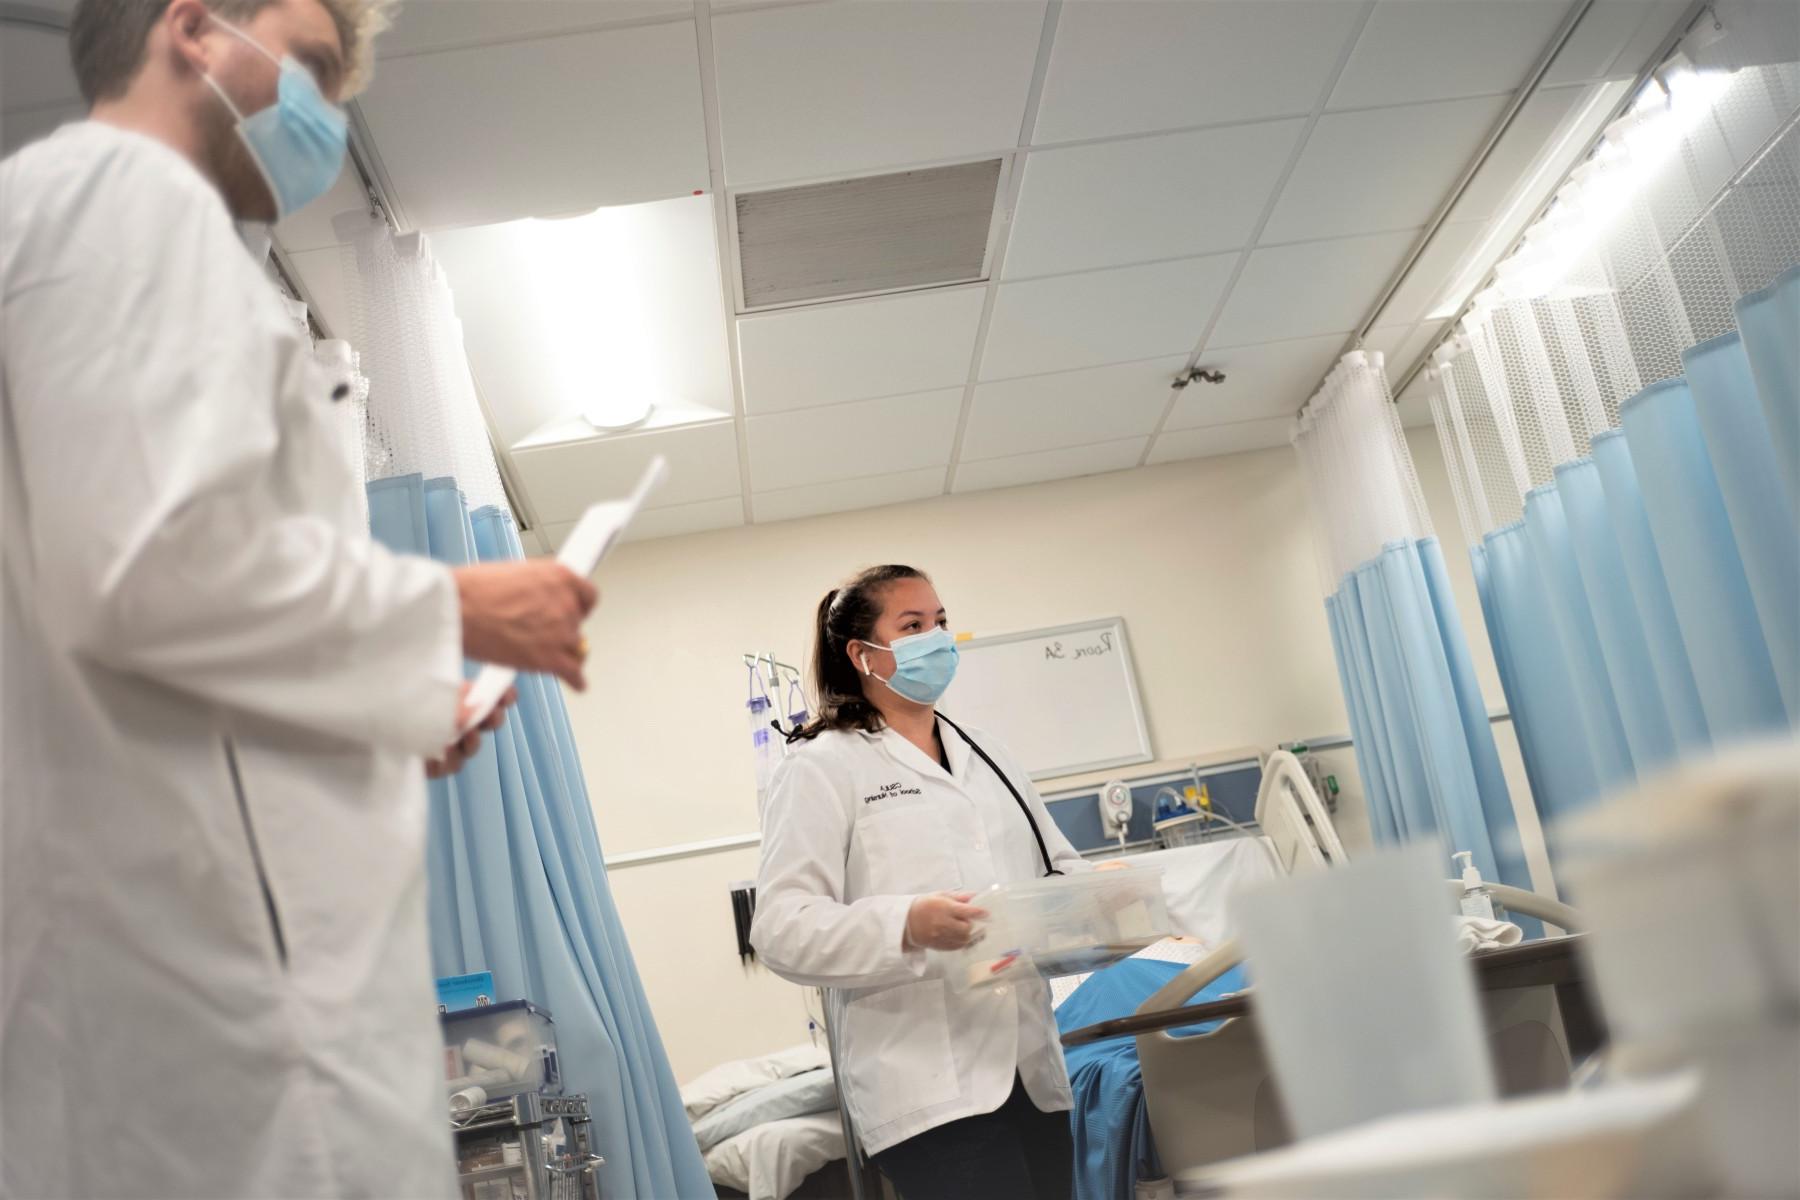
[
  {"xmin": 201, "ymin": 17, "xmax": 348, "ymax": 219},
  {"xmin": 859, "ymin": 628, "xmax": 960, "ymax": 705}
]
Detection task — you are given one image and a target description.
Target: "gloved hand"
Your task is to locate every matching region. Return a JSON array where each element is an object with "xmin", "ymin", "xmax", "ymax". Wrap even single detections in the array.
[
  {"xmin": 455, "ymin": 561, "xmax": 598, "ymax": 690},
  {"xmin": 904, "ymin": 892, "xmax": 989, "ymax": 951}
]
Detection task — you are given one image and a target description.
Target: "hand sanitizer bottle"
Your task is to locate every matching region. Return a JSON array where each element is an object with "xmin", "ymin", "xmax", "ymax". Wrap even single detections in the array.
[{"xmin": 1453, "ymin": 851, "xmax": 1498, "ymax": 921}]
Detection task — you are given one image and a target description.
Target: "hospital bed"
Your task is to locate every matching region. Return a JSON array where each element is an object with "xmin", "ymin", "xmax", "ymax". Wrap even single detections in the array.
[{"xmin": 1058, "ymin": 752, "xmax": 1591, "ymax": 1188}]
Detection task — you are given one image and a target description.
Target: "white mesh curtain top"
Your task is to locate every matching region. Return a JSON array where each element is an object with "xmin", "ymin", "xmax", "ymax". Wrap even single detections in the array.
[
  {"xmin": 1423, "ymin": 24, "xmax": 1799, "ymax": 831},
  {"xmin": 1291, "ymin": 352, "xmax": 1532, "ymax": 905},
  {"xmin": 1292, "ymin": 351, "xmax": 1432, "ymax": 590},
  {"xmin": 340, "ymin": 215, "xmax": 509, "ymax": 513}
]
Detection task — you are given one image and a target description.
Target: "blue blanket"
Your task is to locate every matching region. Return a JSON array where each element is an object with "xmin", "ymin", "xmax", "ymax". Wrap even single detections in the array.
[{"xmin": 1056, "ymin": 960, "xmax": 1250, "ymax": 1200}]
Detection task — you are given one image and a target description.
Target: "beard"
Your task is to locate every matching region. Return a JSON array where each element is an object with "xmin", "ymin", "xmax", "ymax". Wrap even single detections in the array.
[{"xmin": 199, "ymin": 96, "xmax": 279, "ymax": 223}]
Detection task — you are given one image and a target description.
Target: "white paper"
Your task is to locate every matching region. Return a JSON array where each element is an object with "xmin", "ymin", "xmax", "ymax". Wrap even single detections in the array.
[{"xmin": 458, "ymin": 457, "xmax": 667, "ymax": 733}]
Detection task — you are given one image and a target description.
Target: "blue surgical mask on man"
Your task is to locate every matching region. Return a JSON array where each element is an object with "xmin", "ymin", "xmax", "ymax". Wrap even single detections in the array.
[
  {"xmin": 860, "ymin": 628, "xmax": 960, "ymax": 705},
  {"xmin": 200, "ymin": 17, "xmax": 348, "ymax": 219}
]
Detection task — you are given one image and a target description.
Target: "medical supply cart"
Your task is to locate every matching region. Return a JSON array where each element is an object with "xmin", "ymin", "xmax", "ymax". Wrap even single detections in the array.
[{"xmin": 452, "ymin": 1091, "xmax": 604, "ymax": 1200}]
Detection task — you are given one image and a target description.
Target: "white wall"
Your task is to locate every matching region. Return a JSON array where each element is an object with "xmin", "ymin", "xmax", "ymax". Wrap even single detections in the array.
[{"xmin": 572, "ymin": 430, "xmax": 1549, "ymax": 1082}]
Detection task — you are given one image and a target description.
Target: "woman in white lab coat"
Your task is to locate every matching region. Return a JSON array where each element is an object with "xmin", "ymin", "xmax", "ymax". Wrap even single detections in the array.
[{"xmin": 752, "ymin": 565, "xmax": 1087, "ymax": 1200}]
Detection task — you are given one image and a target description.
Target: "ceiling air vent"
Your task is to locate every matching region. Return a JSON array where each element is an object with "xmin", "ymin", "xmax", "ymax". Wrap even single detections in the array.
[{"xmin": 735, "ymin": 158, "xmax": 1003, "ymax": 310}]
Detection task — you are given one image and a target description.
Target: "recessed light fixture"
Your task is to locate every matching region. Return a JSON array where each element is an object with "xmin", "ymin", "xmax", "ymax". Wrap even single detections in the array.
[{"xmin": 584, "ymin": 397, "xmax": 656, "ymax": 433}]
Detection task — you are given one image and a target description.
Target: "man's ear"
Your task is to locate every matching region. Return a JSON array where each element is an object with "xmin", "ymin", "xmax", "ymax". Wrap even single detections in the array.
[{"xmin": 164, "ymin": 0, "xmax": 218, "ymax": 81}]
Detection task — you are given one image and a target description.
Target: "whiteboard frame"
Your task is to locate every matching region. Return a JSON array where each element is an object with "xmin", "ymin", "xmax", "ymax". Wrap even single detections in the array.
[{"xmin": 950, "ymin": 617, "xmax": 1154, "ymax": 780}]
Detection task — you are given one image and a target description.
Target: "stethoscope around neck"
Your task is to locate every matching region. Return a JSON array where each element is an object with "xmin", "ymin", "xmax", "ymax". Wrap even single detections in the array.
[{"xmin": 933, "ymin": 712, "xmax": 1062, "ymax": 878}]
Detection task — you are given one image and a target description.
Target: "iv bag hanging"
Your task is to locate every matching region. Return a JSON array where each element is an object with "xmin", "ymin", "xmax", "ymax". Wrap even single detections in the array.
[
  {"xmin": 784, "ymin": 677, "xmax": 809, "ymax": 738},
  {"xmin": 747, "ymin": 665, "xmax": 776, "ymax": 798}
]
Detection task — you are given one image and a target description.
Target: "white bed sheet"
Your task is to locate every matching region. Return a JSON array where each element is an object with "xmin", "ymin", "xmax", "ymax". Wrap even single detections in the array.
[
  {"xmin": 704, "ymin": 1111, "xmax": 846, "ymax": 1200},
  {"xmin": 1133, "ymin": 836, "xmax": 1284, "ymax": 947}
]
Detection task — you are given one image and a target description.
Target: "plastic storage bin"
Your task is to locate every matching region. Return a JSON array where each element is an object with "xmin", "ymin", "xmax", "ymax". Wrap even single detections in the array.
[
  {"xmin": 442, "ymin": 1000, "xmax": 562, "ymax": 1105},
  {"xmin": 936, "ymin": 866, "xmax": 1169, "ymax": 991}
]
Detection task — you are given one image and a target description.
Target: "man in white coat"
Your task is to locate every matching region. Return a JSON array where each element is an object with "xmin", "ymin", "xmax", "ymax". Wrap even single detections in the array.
[{"xmin": 0, "ymin": 1, "xmax": 597, "ymax": 1195}]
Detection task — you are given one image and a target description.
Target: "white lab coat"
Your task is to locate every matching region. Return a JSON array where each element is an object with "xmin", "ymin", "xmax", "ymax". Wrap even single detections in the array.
[
  {"xmin": 1, "ymin": 123, "xmax": 464, "ymax": 1198},
  {"xmin": 750, "ymin": 720, "xmax": 1088, "ymax": 1156}
]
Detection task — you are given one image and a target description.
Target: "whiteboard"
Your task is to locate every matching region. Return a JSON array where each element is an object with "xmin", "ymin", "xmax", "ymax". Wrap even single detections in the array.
[{"xmin": 937, "ymin": 618, "xmax": 1153, "ymax": 780}]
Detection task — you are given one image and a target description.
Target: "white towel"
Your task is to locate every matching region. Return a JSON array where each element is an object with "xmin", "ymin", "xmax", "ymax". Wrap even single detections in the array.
[{"xmin": 1456, "ymin": 915, "xmax": 1524, "ymax": 954}]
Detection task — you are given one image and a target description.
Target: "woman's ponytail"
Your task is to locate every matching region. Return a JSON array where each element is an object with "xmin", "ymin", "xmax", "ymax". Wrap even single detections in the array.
[{"xmin": 791, "ymin": 566, "xmax": 927, "ymax": 740}]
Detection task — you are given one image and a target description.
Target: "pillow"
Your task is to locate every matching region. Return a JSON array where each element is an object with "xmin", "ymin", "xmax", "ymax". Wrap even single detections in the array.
[
  {"xmin": 693, "ymin": 1068, "xmax": 839, "ymax": 1153},
  {"xmin": 682, "ymin": 1044, "xmax": 830, "ymax": 1122}
]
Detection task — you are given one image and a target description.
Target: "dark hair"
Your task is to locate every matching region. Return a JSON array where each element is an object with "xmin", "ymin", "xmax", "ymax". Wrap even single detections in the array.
[
  {"xmin": 69, "ymin": 0, "xmax": 365, "ymax": 106},
  {"xmin": 793, "ymin": 565, "xmax": 928, "ymax": 740}
]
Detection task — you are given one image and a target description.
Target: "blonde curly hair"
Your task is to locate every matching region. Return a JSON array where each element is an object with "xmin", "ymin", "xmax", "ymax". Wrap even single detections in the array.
[
  {"xmin": 299, "ymin": 0, "xmax": 396, "ymax": 96},
  {"xmin": 71, "ymin": 0, "xmax": 399, "ymax": 102}
]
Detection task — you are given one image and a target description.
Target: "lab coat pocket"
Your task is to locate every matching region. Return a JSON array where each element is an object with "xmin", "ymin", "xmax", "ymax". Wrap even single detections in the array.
[
  {"xmin": 843, "ymin": 979, "xmax": 959, "ymax": 1129},
  {"xmin": 850, "ymin": 803, "xmax": 960, "ymax": 897}
]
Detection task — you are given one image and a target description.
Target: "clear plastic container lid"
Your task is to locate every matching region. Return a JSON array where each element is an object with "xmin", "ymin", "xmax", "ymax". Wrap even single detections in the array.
[{"xmin": 936, "ymin": 866, "xmax": 1169, "ymax": 990}]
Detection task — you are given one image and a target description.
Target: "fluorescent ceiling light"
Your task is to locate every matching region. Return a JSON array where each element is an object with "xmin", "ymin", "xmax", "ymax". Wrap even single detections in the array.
[
  {"xmin": 429, "ymin": 195, "xmax": 735, "ymax": 449},
  {"xmin": 1425, "ymin": 80, "xmax": 1631, "ymax": 321},
  {"xmin": 1489, "ymin": 58, "xmax": 1731, "ymax": 304},
  {"xmin": 516, "ymin": 207, "xmax": 670, "ymax": 432}
]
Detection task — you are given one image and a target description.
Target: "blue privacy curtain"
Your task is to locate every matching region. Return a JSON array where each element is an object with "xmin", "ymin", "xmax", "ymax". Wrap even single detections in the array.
[
  {"xmin": 368, "ymin": 473, "xmax": 713, "ymax": 1200},
  {"xmin": 1295, "ymin": 352, "xmax": 1534, "ymax": 901},
  {"xmin": 1324, "ymin": 538, "xmax": 1531, "ymax": 899},
  {"xmin": 1462, "ymin": 271, "xmax": 1798, "ymax": 829}
]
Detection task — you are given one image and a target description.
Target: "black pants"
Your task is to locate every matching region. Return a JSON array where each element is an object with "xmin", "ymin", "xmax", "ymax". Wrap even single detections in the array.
[{"xmin": 871, "ymin": 1077, "xmax": 1073, "ymax": 1200}]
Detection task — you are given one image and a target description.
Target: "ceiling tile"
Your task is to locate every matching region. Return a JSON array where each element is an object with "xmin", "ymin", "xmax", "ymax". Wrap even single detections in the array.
[
  {"xmin": 358, "ymin": 21, "xmax": 708, "ymax": 228},
  {"xmin": 981, "ymin": 254, "xmax": 1235, "ymax": 380},
  {"xmin": 626, "ymin": 496, "xmax": 748, "ymax": 542},
  {"xmin": 1147, "ymin": 417, "xmax": 1292, "ymax": 465},
  {"xmin": 1207, "ymin": 229, "xmax": 1415, "ymax": 348},
  {"xmin": 952, "ymin": 437, "xmax": 1147, "ymax": 494},
  {"xmin": 1328, "ymin": 0, "xmax": 1573, "ymax": 110},
  {"xmin": 376, "ymin": 1, "xmax": 692, "ymax": 58},
  {"xmin": 1378, "ymin": 219, "xmax": 1484, "ymax": 326},
  {"xmin": 1362, "ymin": 325, "xmax": 1413, "ymax": 364},
  {"xmin": 711, "ymin": 1, "xmax": 1047, "ymax": 185},
  {"xmin": 1262, "ymin": 94, "xmax": 1509, "ymax": 244},
  {"xmin": 1165, "ymin": 335, "xmax": 1346, "ymax": 430},
  {"xmin": 2, "ymin": 27, "xmax": 79, "ymax": 112},
  {"xmin": 737, "ymin": 287, "xmax": 985, "ymax": 415},
  {"xmin": 0, "ymin": 101, "xmax": 82, "ymax": 158},
  {"xmin": 754, "ymin": 467, "xmax": 947, "ymax": 524},
  {"xmin": 1563, "ymin": 0, "xmax": 1690, "ymax": 84},
  {"xmin": 273, "ymin": 164, "xmax": 368, "ymax": 254},
  {"xmin": 1542, "ymin": 1, "xmax": 1664, "ymax": 85},
  {"xmin": 962, "ymin": 356, "xmax": 1186, "ymax": 460},
  {"xmin": 747, "ymin": 389, "xmax": 962, "ymax": 491},
  {"xmin": 512, "ymin": 420, "xmax": 743, "ymax": 523},
  {"xmin": 1034, "ymin": 1, "xmax": 1363, "ymax": 143},
  {"xmin": 1004, "ymin": 119, "xmax": 1304, "ymax": 279}
]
